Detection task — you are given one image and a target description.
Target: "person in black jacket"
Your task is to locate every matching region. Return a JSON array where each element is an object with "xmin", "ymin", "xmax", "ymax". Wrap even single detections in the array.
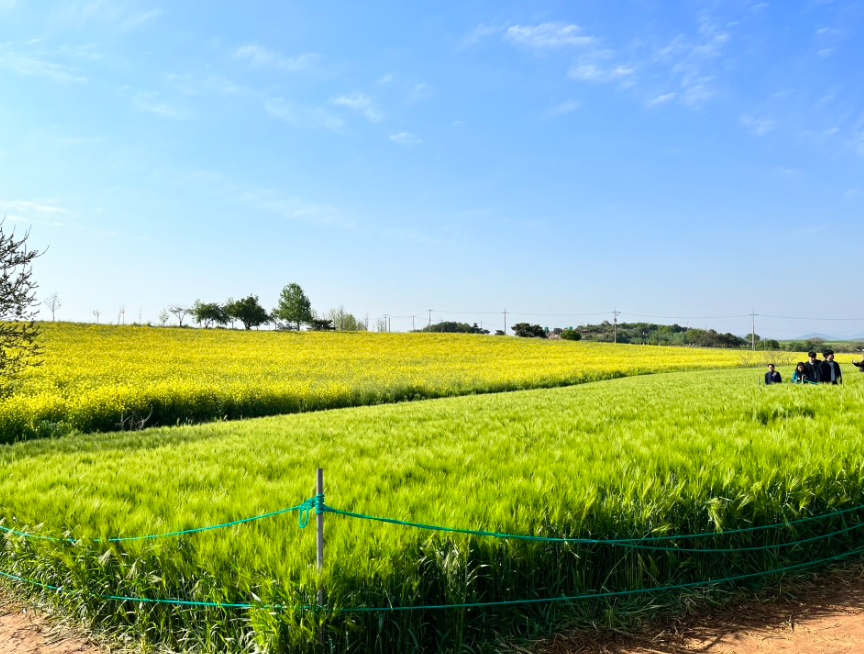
[
  {"xmin": 819, "ymin": 350, "xmax": 842, "ymax": 385},
  {"xmin": 803, "ymin": 351, "xmax": 821, "ymax": 383},
  {"xmin": 764, "ymin": 363, "xmax": 782, "ymax": 384},
  {"xmin": 852, "ymin": 353, "xmax": 864, "ymax": 373}
]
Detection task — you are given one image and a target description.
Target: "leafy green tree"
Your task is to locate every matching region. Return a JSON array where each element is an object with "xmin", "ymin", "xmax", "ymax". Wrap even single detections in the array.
[
  {"xmin": 418, "ymin": 321, "xmax": 489, "ymax": 334},
  {"xmin": 560, "ymin": 328, "xmax": 582, "ymax": 341},
  {"xmin": 192, "ymin": 300, "xmax": 228, "ymax": 328},
  {"xmin": 273, "ymin": 283, "xmax": 313, "ymax": 330},
  {"xmin": 226, "ymin": 295, "xmax": 269, "ymax": 330},
  {"xmin": 511, "ymin": 322, "xmax": 546, "ymax": 338},
  {"xmin": 0, "ymin": 220, "xmax": 42, "ymax": 395}
]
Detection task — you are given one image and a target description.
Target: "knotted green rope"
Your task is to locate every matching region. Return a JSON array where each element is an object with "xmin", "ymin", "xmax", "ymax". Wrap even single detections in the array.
[{"xmin": 0, "ymin": 495, "xmax": 323, "ymax": 543}]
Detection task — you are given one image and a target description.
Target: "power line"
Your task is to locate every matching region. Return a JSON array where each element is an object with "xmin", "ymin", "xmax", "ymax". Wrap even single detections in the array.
[
  {"xmin": 622, "ymin": 312, "xmax": 751, "ymax": 320},
  {"xmin": 759, "ymin": 314, "xmax": 864, "ymax": 321},
  {"xmin": 399, "ymin": 308, "xmax": 862, "ymax": 326}
]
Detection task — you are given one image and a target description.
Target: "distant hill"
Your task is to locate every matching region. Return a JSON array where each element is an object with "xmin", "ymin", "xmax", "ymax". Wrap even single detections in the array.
[{"xmin": 795, "ymin": 332, "xmax": 864, "ymax": 341}]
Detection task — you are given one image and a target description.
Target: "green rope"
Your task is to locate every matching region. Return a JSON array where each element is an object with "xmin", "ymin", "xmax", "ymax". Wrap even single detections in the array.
[
  {"xmin": 0, "ymin": 495, "xmax": 323, "ymax": 544},
  {"xmin": 2, "ymin": 546, "xmax": 861, "ymax": 612},
  {"xmin": 323, "ymin": 500, "xmax": 864, "ymax": 546}
]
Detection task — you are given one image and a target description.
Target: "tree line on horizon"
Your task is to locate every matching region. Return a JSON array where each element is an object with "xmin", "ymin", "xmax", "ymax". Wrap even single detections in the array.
[{"xmin": 161, "ymin": 284, "xmax": 369, "ymax": 332}]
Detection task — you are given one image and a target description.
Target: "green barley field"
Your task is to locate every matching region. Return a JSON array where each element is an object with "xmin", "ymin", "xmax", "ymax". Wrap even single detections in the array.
[{"xmin": 2, "ymin": 366, "xmax": 863, "ymax": 652}]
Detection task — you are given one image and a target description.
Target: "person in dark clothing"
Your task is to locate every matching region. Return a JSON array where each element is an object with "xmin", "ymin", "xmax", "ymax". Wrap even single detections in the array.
[
  {"xmin": 852, "ymin": 353, "xmax": 864, "ymax": 373},
  {"xmin": 764, "ymin": 363, "xmax": 782, "ymax": 384},
  {"xmin": 803, "ymin": 351, "xmax": 821, "ymax": 383},
  {"xmin": 819, "ymin": 350, "xmax": 842, "ymax": 385}
]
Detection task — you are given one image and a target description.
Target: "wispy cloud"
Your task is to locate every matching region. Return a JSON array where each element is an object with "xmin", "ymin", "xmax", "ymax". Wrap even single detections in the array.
[
  {"xmin": 331, "ymin": 93, "xmax": 382, "ymax": 123},
  {"xmin": 740, "ymin": 115, "xmax": 778, "ymax": 136},
  {"xmin": 51, "ymin": 1, "xmax": 162, "ymax": 32},
  {"xmin": 126, "ymin": 89, "xmax": 190, "ymax": 119},
  {"xmin": 166, "ymin": 73, "xmax": 243, "ymax": 97},
  {"xmin": 542, "ymin": 99, "xmax": 580, "ymax": 118},
  {"xmin": 504, "ymin": 22, "xmax": 595, "ymax": 49},
  {"xmin": 568, "ymin": 63, "xmax": 634, "ymax": 83},
  {"xmin": 788, "ymin": 224, "xmax": 828, "ymax": 238},
  {"xmin": 645, "ymin": 13, "xmax": 732, "ymax": 108},
  {"xmin": 647, "ymin": 92, "xmax": 677, "ymax": 106},
  {"xmin": 264, "ymin": 98, "xmax": 344, "ymax": 131},
  {"xmin": 389, "ymin": 131, "xmax": 421, "ymax": 145},
  {"xmin": 234, "ymin": 44, "xmax": 318, "ymax": 72},
  {"xmin": 0, "ymin": 45, "xmax": 86, "ymax": 83},
  {"xmin": 460, "ymin": 23, "xmax": 505, "ymax": 48},
  {"xmin": 380, "ymin": 227, "xmax": 448, "ymax": 247},
  {"xmin": 1, "ymin": 199, "xmax": 69, "ymax": 215},
  {"xmin": 237, "ymin": 188, "xmax": 351, "ymax": 227}
]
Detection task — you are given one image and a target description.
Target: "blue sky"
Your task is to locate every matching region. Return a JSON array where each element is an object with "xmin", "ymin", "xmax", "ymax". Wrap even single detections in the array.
[{"xmin": 1, "ymin": 0, "xmax": 862, "ymax": 338}]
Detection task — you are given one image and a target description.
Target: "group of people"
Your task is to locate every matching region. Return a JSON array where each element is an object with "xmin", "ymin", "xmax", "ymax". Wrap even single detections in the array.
[{"xmin": 764, "ymin": 350, "xmax": 864, "ymax": 385}]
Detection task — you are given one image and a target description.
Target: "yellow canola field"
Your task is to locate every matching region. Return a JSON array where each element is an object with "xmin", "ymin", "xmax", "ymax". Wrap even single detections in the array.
[{"xmin": 1, "ymin": 322, "xmax": 768, "ymax": 442}]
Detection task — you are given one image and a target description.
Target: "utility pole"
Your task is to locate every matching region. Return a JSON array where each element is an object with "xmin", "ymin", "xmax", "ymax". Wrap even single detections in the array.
[
  {"xmin": 411, "ymin": 315, "xmax": 415, "ymax": 331},
  {"xmin": 612, "ymin": 308, "xmax": 621, "ymax": 344},
  {"xmin": 504, "ymin": 308, "xmax": 508, "ymax": 335},
  {"xmin": 751, "ymin": 309, "xmax": 756, "ymax": 351},
  {"xmin": 428, "ymin": 309, "xmax": 432, "ymax": 329}
]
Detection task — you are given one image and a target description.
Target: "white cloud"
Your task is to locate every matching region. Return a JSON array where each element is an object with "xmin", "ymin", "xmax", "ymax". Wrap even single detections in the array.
[
  {"xmin": 0, "ymin": 47, "xmax": 86, "ymax": 83},
  {"xmin": 237, "ymin": 188, "xmax": 350, "ymax": 227},
  {"xmin": 376, "ymin": 72, "xmax": 394, "ymax": 85},
  {"xmin": 460, "ymin": 23, "xmax": 505, "ymax": 47},
  {"xmin": 264, "ymin": 98, "xmax": 344, "ymax": 131},
  {"xmin": 380, "ymin": 227, "xmax": 447, "ymax": 246},
  {"xmin": 234, "ymin": 44, "xmax": 318, "ymax": 72},
  {"xmin": 505, "ymin": 22, "xmax": 594, "ymax": 49},
  {"xmin": 127, "ymin": 90, "xmax": 190, "ymax": 119},
  {"xmin": 1, "ymin": 200, "xmax": 68, "ymax": 215},
  {"xmin": 52, "ymin": 1, "xmax": 162, "ymax": 32},
  {"xmin": 542, "ymin": 100, "xmax": 580, "ymax": 118},
  {"xmin": 331, "ymin": 93, "xmax": 382, "ymax": 123},
  {"xmin": 166, "ymin": 73, "xmax": 242, "ymax": 97},
  {"xmin": 740, "ymin": 115, "xmax": 778, "ymax": 136},
  {"xmin": 389, "ymin": 131, "xmax": 421, "ymax": 145},
  {"xmin": 647, "ymin": 92, "xmax": 677, "ymax": 106},
  {"xmin": 568, "ymin": 63, "xmax": 634, "ymax": 82},
  {"xmin": 679, "ymin": 80, "xmax": 716, "ymax": 107},
  {"xmin": 816, "ymin": 47, "xmax": 835, "ymax": 57}
]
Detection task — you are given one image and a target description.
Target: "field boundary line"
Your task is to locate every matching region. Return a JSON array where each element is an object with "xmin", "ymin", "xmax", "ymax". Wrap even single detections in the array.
[
  {"xmin": 0, "ymin": 495, "xmax": 322, "ymax": 543},
  {"xmin": 2, "ymin": 545, "xmax": 862, "ymax": 612},
  {"xmin": 322, "ymin": 500, "xmax": 864, "ymax": 545}
]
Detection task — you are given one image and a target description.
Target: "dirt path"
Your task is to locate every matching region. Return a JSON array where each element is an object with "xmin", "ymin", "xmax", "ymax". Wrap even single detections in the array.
[
  {"xmin": 539, "ymin": 565, "xmax": 864, "ymax": 654},
  {"xmin": 4, "ymin": 567, "xmax": 864, "ymax": 654},
  {"xmin": 0, "ymin": 596, "xmax": 105, "ymax": 654}
]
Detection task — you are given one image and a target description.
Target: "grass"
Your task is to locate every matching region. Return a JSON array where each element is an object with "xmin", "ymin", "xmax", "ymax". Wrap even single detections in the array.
[
  {"xmin": 1, "ymin": 366, "xmax": 863, "ymax": 652},
  {"xmin": 0, "ymin": 322, "xmax": 781, "ymax": 443}
]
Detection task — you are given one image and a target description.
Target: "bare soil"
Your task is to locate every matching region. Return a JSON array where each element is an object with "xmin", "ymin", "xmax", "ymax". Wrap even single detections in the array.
[
  {"xmin": 536, "ymin": 565, "xmax": 864, "ymax": 654},
  {"xmin": 0, "ymin": 595, "xmax": 106, "ymax": 654},
  {"xmin": 4, "ymin": 567, "xmax": 864, "ymax": 654}
]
